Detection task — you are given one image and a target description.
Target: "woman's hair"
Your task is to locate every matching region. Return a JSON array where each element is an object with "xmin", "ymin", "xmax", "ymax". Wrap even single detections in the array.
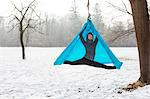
[
  {"xmin": 86, "ymin": 32, "xmax": 93, "ymax": 41},
  {"xmin": 88, "ymin": 32, "xmax": 93, "ymax": 36}
]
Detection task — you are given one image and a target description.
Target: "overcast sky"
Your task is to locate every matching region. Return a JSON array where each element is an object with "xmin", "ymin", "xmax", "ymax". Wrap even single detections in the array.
[{"xmin": 0, "ymin": 0, "xmax": 133, "ymax": 25}]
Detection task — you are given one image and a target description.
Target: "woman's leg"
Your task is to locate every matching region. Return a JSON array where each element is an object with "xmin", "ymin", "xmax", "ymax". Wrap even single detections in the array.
[
  {"xmin": 64, "ymin": 58, "xmax": 116, "ymax": 69},
  {"xmin": 85, "ymin": 60, "xmax": 116, "ymax": 69},
  {"xmin": 64, "ymin": 58, "xmax": 86, "ymax": 65}
]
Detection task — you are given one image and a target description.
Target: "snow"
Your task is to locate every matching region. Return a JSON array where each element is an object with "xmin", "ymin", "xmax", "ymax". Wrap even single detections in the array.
[{"xmin": 0, "ymin": 47, "xmax": 150, "ymax": 99}]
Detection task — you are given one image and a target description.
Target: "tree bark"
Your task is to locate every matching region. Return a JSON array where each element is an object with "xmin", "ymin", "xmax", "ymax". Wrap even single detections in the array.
[
  {"xmin": 129, "ymin": 0, "xmax": 150, "ymax": 84},
  {"xmin": 20, "ymin": 32, "xmax": 25, "ymax": 59},
  {"xmin": 20, "ymin": 23, "xmax": 25, "ymax": 60}
]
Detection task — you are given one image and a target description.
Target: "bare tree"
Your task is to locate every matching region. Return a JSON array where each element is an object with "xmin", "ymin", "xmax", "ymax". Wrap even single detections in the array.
[
  {"xmin": 93, "ymin": 3, "xmax": 105, "ymax": 35},
  {"xmin": 124, "ymin": 0, "xmax": 150, "ymax": 90},
  {"xmin": 107, "ymin": 21, "xmax": 134, "ymax": 44},
  {"xmin": 9, "ymin": 0, "xmax": 43, "ymax": 59},
  {"xmin": 69, "ymin": 0, "xmax": 83, "ymax": 40},
  {"xmin": 105, "ymin": 0, "xmax": 132, "ymax": 16},
  {"xmin": 104, "ymin": 0, "xmax": 135, "ymax": 44},
  {"xmin": 70, "ymin": 0, "xmax": 78, "ymax": 17}
]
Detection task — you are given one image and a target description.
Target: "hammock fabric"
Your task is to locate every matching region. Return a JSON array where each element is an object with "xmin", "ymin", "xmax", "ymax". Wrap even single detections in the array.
[{"xmin": 54, "ymin": 19, "xmax": 123, "ymax": 69}]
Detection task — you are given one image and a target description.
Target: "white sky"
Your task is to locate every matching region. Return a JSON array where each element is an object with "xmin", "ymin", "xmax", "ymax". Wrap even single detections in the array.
[{"xmin": 0, "ymin": 0, "xmax": 133, "ymax": 25}]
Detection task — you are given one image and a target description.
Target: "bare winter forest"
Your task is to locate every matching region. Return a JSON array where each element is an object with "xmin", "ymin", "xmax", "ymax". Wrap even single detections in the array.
[{"xmin": 0, "ymin": 0, "xmax": 149, "ymax": 47}]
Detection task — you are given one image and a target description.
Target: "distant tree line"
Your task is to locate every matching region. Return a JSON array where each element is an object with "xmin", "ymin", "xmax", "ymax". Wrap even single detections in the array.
[{"xmin": 0, "ymin": 2, "xmax": 136, "ymax": 47}]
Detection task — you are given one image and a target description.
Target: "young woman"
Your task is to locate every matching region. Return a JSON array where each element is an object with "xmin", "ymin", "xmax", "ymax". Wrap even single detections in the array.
[{"xmin": 64, "ymin": 30, "xmax": 116, "ymax": 69}]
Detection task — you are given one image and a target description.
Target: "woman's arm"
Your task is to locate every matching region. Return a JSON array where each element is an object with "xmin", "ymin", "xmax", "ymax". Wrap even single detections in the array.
[
  {"xmin": 79, "ymin": 26, "xmax": 87, "ymax": 45},
  {"xmin": 93, "ymin": 37, "xmax": 98, "ymax": 45}
]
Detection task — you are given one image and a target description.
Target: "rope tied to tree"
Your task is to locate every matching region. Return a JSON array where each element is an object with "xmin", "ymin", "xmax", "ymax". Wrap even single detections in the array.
[{"xmin": 87, "ymin": 0, "xmax": 91, "ymax": 19}]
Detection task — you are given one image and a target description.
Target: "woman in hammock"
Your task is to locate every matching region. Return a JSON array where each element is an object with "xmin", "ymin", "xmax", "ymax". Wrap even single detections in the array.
[{"xmin": 64, "ymin": 30, "xmax": 116, "ymax": 69}]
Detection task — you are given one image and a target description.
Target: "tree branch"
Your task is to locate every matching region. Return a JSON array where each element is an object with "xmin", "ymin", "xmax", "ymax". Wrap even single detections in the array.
[
  {"xmin": 14, "ymin": 15, "xmax": 20, "ymax": 22},
  {"xmin": 8, "ymin": 23, "xmax": 19, "ymax": 32},
  {"xmin": 105, "ymin": 0, "xmax": 132, "ymax": 16},
  {"xmin": 21, "ymin": 0, "xmax": 36, "ymax": 22},
  {"xmin": 108, "ymin": 28, "xmax": 135, "ymax": 43},
  {"xmin": 23, "ymin": 19, "xmax": 31, "ymax": 33},
  {"xmin": 11, "ymin": 1, "xmax": 23, "ymax": 16}
]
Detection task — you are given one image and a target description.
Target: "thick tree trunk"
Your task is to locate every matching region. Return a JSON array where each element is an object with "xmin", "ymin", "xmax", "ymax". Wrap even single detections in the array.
[{"xmin": 129, "ymin": 0, "xmax": 150, "ymax": 84}]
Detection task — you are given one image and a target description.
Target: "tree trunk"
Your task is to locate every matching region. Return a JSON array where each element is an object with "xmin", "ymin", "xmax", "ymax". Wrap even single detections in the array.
[
  {"xmin": 20, "ymin": 32, "xmax": 25, "ymax": 59},
  {"xmin": 129, "ymin": 0, "xmax": 150, "ymax": 84}
]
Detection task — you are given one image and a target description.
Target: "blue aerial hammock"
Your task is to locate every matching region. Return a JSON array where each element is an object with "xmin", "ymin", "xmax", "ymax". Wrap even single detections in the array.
[
  {"xmin": 54, "ymin": 19, "xmax": 123, "ymax": 69},
  {"xmin": 54, "ymin": 0, "xmax": 123, "ymax": 69}
]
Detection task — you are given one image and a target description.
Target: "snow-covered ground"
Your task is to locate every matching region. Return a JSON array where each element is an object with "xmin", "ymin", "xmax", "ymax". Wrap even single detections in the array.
[{"xmin": 0, "ymin": 47, "xmax": 150, "ymax": 99}]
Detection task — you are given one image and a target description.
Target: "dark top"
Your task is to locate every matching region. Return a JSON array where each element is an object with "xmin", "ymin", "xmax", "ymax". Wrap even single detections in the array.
[{"xmin": 80, "ymin": 32, "xmax": 98, "ymax": 61}]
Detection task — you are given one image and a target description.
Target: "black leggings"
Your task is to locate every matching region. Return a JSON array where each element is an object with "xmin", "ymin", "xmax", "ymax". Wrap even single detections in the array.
[{"xmin": 64, "ymin": 57, "xmax": 116, "ymax": 69}]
